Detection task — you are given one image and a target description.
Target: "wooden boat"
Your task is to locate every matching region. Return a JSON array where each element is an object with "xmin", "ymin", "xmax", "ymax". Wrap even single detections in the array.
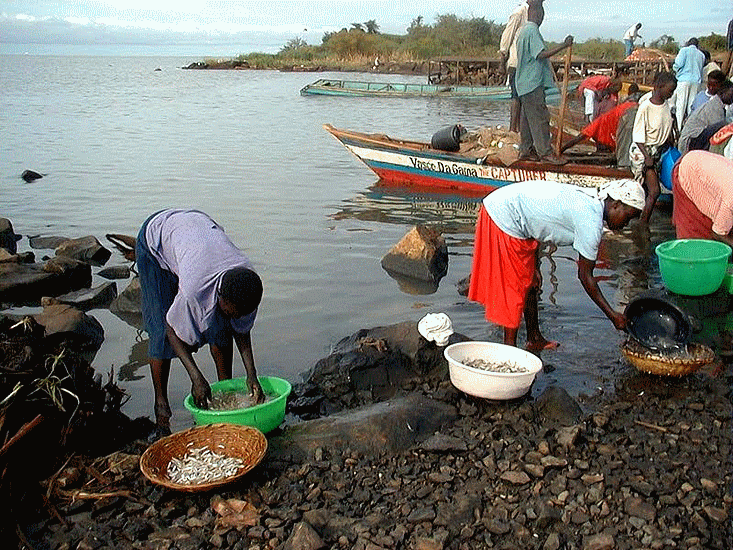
[
  {"xmin": 324, "ymin": 124, "xmax": 634, "ymax": 196},
  {"xmin": 301, "ymin": 78, "xmax": 575, "ymax": 101}
]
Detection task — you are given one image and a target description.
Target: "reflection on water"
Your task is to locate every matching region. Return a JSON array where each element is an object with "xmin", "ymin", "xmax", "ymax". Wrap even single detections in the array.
[{"xmin": 118, "ymin": 337, "xmax": 149, "ymax": 383}]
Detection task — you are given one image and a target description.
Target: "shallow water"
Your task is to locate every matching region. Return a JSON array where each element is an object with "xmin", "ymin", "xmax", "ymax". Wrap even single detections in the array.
[{"xmin": 1, "ymin": 54, "xmax": 682, "ymax": 431}]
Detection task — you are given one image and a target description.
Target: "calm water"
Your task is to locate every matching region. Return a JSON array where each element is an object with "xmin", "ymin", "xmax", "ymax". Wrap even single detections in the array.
[{"xmin": 1, "ymin": 54, "xmax": 676, "ymax": 430}]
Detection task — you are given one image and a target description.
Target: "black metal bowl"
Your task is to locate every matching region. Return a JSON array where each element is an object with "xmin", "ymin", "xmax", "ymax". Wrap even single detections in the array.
[{"xmin": 624, "ymin": 296, "xmax": 692, "ymax": 351}]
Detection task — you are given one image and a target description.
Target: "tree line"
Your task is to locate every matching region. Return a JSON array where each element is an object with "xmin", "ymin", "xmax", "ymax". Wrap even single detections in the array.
[{"xmin": 237, "ymin": 15, "xmax": 727, "ymax": 66}]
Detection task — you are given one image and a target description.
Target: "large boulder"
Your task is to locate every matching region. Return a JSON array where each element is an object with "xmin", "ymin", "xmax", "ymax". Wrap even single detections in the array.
[
  {"xmin": 269, "ymin": 393, "xmax": 457, "ymax": 463},
  {"xmin": 55, "ymin": 236, "xmax": 111, "ymax": 266},
  {"xmin": 381, "ymin": 225, "xmax": 448, "ymax": 284},
  {"xmin": 0, "ymin": 218, "xmax": 21, "ymax": 254},
  {"xmin": 290, "ymin": 321, "xmax": 467, "ymax": 419}
]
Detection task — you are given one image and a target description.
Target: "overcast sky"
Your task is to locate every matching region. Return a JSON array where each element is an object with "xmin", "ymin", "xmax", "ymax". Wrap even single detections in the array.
[{"xmin": 1, "ymin": 1, "xmax": 730, "ymax": 53}]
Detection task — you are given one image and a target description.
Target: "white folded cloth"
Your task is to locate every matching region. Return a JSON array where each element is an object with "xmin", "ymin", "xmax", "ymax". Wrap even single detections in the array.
[{"xmin": 418, "ymin": 313, "xmax": 454, "ymax": 346}]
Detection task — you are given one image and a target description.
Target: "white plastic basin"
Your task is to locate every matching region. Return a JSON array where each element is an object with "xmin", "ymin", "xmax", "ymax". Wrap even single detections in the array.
[{"xmin": 443, "ymin": 341, "xmax": 543, "ymax": 400}]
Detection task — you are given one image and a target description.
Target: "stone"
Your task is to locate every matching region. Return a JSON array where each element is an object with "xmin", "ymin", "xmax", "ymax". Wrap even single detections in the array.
[
  {"xmin": 109, "ymin": 277, "xmax": 143, "ymax": 329},
  {"xmin": 282, "ymin": 521, "xmax": 325, "ymax": 550},
  {"xmin": 0, "ymin": 257, "xmax": 91, "ymax": 305},
  {"xmin": 624, "ymin": 497, "xmax": 656, "ymax": 522},
  {"xmin": 420, "ymin": 433, "xmax": 468, "ymax": 453},
  {"xmin": 0, "ymin": 218, "xmax": 21, "ymax": 254},
  {"xmin": 556, "ymin": 425, "xmax": 582, "ymax": 450},
  {"xmin": 55, "ymin": 282, "xmax": 117, "ymax": 310},
  {"xmin": 21, "ymin": 169, "xmax": 44, "ymax": 182},
  {"xmin": 535, "ymin": 386, "xmax": 583, "ymax": 426},
  {"xmin": 29, "ymin": 235, "xmax": 71, "ymax": 249},
  {"xmin": 98, "ymin": 265, "xmax": 131, "ymax": 280},
  {"xmin": 380, "ymin": 225, "xmax": 448, "ymax": 283},
  {"xmin": 269, "ymin": 394, "xmax": 457, "ymax": 462},
  {"xmin": 500, "ymin": 470, "xmax": 531, "ymax": 485},
  {"xmin": 33, "ymin": 302, "xmax": 105, "ymax": 352},
  {"xmin": 703, "ymin": 505, "xmax": 727, "ymax": 523},
  {"xmin": 583, "ymin": 533, "xmax": 614, "ymax": 550},
  {"xmin": 55, "ymin": 235, "xmax": 111, "ymax": 266},
  {"xmin": 543, "ymin": 532, "xmax": 561, "ymax": 550}
]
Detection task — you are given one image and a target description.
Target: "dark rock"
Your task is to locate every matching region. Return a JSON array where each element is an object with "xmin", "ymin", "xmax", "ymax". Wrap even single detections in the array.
[
  {"xmin": 456, "ymin": 276, "xmax": 470, "ymax": 297},
  {"xmin": 282, "ymin": 521, "xmax": 325, "ymax": 550},
  {"xmin": 55, "ymin": 236, "xmax": 111, "ymax": 266},
  {"xmin": 0, "ymin": 218, "xmax": 22, "ymax": 254},
  {"xmin": 109, "ymin": 277, "xmax": 143, "ymax": 329},
  {"xmin": 55, "ymin": 282, "xmax": 117, "ymax": 310},
  {"xmin": 420, "ymin": 433, "xmax": 468, "ymax": 453},
  {"xmin": 21, "ymin": 169, "xmax": 43, "ymax": 182},
  {"xmin": 34, "ymin": 301, "xmax": 105, "ymax": 352},
  {"xmin": 381, "ymin": 225, "xmax": 448, "ymax": 283},
  {"xmin": 582, "ymin": 533, "xmax": 614, "ymax": 550},
  {"xmin": 29, "ymin": 235, "xmax": 71, "ymax": 249},
  {"xmin": 535, "ymin": 386, "xmax": 584, "ymax": 426},
  {"xmin": 268, "ymin": 394, "xmax": 457, "ymax": 462},
  {"xmin": 98, "ymin": 265, "xmax": 131, "ymax": 280},
  {"xmin": 0, "ymin": 257, "xmax": 91, "ymax": 305}
]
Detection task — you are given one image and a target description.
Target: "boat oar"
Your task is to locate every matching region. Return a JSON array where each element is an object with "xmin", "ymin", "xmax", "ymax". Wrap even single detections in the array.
[{"xmin": 554, "ymin": 44, "xmax": 572, "ymax": 157}]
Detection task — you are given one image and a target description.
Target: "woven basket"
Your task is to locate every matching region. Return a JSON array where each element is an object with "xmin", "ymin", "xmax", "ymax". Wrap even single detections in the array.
[
  {"xmin": 140, "ymin": 423, "xmax": 267, "ymax": 492},
  {"xmin": 621, "ymin": 339, "xmax": 716, "ymax": 377}
]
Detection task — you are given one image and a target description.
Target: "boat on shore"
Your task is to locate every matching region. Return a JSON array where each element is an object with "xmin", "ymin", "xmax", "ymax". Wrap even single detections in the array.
[
  {"xmin": 324, "ymin": 124, "xmax": 634, "ymax": 196},
  {"xmin": 302, "ymin": 78, "xmax": 575, "ymax": 101}
]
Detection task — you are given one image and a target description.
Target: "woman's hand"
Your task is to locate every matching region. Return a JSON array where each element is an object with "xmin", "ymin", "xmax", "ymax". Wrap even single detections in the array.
[
  {"xmin": 609, "ymin": 311, "xmax": 627, "ymax": 332},
  {"xmin": 191, "ymin": 375, "xmax": 212, "ymax": 409}
]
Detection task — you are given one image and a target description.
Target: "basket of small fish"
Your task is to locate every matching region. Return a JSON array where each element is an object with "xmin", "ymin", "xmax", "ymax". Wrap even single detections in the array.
[
  {"xmin": 443, "ymin": 341, "xmax": 543, "ymax": 400},
  {"xmin": 621, "ymin": 337, "xmax": 716, "ymax": 377},
  {"xmin": 140, "ymin": 423, "xmax": 267, "ymax": 492}
]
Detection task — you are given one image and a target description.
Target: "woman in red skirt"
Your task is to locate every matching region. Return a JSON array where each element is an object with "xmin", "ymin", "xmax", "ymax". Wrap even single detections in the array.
[{"xmin": 468, "ymin": 179, "xmax": 644, "ymax": 350}]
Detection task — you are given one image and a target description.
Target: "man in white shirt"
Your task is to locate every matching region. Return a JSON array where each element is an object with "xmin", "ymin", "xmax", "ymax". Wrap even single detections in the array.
[
  {"xmin": 623, "ymin": 23, "xmax": 642, "ymax": 58},
  {"xmin": 498, "ymin": 1, "xmax": 529, "ymax": 133}
]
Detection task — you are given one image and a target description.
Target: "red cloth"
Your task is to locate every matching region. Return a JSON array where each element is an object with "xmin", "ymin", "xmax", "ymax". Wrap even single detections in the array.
[
  {"xmin": 578, "ymin": 75, "xmax": 611, "ymax": 96},
  {"xmin": 710, "ymin": 122, "xmax": 733, "ymax": 145},
  {"xmin": 581, "ymin": 101, "xmax": 637, "ymax": 148},
  {"xmin": 671, "ymin": 160, "xmax": 713, "ymax": 239},
  {"xmin": 468, "ymin": 206, "xmax": 538, "ymax": 329}
]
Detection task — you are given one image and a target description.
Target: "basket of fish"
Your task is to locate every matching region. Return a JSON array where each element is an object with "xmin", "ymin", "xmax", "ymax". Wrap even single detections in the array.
[
  {"xmin": 140, "ymin": 423, "xmax": 267, "ymax": 492},
  {"xmin": 621, "ymin": 337, "xmax": 716, "ymax": 376},
  {"xmin": 443, "ymin": 341, "xmax": 543, "ymax": 400},
  {"xmin": 184, "ymin": 376, "xmax": 291, "ymax": 434}
]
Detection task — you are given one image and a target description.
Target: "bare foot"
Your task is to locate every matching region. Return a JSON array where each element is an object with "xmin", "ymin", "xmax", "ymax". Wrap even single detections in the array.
[{"xmin": 525, "ymin": 339, "xmax": 560, "ymax": 352}]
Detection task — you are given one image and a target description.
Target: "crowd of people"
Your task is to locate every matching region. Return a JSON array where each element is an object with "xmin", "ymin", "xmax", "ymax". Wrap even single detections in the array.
[{"xmin": 474, "ymin": 1, "xmax": 733, "ymax": 350}]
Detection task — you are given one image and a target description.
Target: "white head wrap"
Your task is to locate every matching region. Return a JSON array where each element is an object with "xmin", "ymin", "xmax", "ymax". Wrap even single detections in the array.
[{"xmin": 597, "ymin": 179, "xmax": 646, "ymax": 211}]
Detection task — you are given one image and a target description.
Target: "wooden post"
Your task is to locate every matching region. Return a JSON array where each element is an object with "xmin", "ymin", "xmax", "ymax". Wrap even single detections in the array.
[{"xmin": 554, "ymin": 45, "xmax": 572, "ymax": 156}]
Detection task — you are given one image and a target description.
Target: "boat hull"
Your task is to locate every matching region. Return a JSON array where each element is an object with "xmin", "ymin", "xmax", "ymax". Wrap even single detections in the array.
[
  {"xmin": 325, "ymin": 125, "xmax": 633, "ymax": 196},
  {"xmin": 302, "ymin": 79, "xmax": 571, "ymax": 101}
]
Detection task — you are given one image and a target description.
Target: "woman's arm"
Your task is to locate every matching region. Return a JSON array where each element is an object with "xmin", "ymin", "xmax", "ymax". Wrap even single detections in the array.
[
  {"xmin": 577, "ymin": 256, "xmax": 626, "ymax": 330},
  {"xmin": 233, "ymin": 331, "xmax": 265, "ymax": 404},
  {"xmin": 165, "ymin": 324, "xmax": 211, "ymax": 408}
]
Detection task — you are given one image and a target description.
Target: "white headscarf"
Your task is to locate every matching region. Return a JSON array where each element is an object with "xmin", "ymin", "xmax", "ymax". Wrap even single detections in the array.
[{"xmin": 597, "ymin": 179, "xmax": 646, "ymax": 211}]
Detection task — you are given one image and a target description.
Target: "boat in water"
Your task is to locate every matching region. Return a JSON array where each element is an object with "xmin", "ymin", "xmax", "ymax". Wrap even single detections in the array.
[
  {"xmin": 324, "ymin": 124, "xmax": 634, "ymax": 196},
  {"xmin": 301, "ymin": 78, "xmax": 575, "ymax": 101}
]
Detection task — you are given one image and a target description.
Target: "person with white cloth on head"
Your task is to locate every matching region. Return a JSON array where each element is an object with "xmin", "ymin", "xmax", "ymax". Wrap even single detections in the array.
[{"xmin": 468, "ymin": 179, "xmax": 644, "ymax": 351}]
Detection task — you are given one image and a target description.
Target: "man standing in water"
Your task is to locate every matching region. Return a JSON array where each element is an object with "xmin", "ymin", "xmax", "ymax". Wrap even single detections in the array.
[
  {"xmin": 514, "ymin": 0, "xmax": 573, "ymax": 164},
  {"xmin": 136, "ymin": 209, "xmax": 265, "ymax": 437},
  {"xmin": 468, "ymin": 180, "xmax": 644, "ymax": 350}
]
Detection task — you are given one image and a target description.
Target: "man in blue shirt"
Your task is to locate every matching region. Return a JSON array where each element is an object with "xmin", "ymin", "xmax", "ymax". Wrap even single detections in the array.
[
  {"xmin": 673, "ymin": 38, "xmax": 706, "ymax": 132},
  {"xmin": 514, "ymin": 0, "xmax": 573, "ymax": 164}
]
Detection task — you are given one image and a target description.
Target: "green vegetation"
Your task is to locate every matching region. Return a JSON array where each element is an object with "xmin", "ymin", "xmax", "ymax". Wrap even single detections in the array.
[{"xmin": 207, "ymin": 16, "xmax": 729, "ymax": 68}]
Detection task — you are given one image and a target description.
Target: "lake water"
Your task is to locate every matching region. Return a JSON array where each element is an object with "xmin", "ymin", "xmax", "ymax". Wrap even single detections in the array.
[{"xmin": 0, "ymin": 54, "xmax": 677, "ymax": 431}]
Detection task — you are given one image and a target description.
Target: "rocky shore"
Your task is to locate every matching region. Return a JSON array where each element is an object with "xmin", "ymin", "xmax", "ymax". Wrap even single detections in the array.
[
  {"xmin": 22, "ymin": 327, "xmax": 733, "ymax": 550},
  {"xmin": 2, "ymin": 218, "xmax": 732, "ymax": 549}
]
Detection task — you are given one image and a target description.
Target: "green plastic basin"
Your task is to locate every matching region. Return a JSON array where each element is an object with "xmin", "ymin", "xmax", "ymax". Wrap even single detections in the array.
[
  {"xmin": 184, "ymin": 376, "xmax": 291, "ymax": 434},
  {"xmin": 723, "ymin": 265, "xmax": 733, "ymax": 295},
  {"xmin": 655, "ymin": 239, "xmax": 732, "ymax": 296}
]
